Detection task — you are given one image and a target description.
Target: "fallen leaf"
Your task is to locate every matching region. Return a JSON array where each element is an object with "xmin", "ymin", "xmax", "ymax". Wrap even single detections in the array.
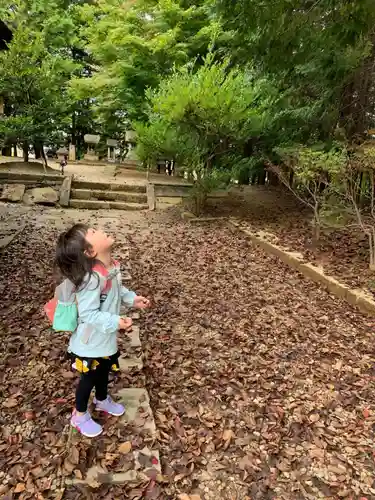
[
  {"xmin": 362, "ymin": 408, "xmax": 370, "ymax": 419},
  {"xmin": 222, "ymin": 429, "xmax": 234, "ymax": 441},
  {"xmin": 118, "ymin": 441, "xmax": 132, "ymax": 454},
  {"xmin": 14, "ymin": 483, "xmax": 25, "ymax": 493},
  {"xmin": 24, "ymin": 410, "xmax": 35, "ymax": 421},
  {"xmin": 309, "ymin": 414, "xmax": 320, "ymax": 423},
  {"xmin": 63, "ymin": 459, "xmax": 75, "ymax": 475},
  {"xmin": 68, "ymin": 446, "xmax": 80, "ymax": 465},
  {"xmin": 3, "ymin": 398, "xmax": 18, "ymax": 408}
]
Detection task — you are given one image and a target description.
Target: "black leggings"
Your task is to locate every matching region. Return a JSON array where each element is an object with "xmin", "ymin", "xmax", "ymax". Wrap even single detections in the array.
[{"xmin": 76, "ymin": 361, "xmax": 110, "ymax": 413}]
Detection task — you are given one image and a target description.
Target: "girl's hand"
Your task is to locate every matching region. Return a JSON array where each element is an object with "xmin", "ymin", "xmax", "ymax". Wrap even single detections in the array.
[
  {"xmin": 119, "ymin": 317, "xmax": 132, "ymax": 331},
  {"xmin": 133, "ymin": 296, "xmax": 151, "ymax": 309}
]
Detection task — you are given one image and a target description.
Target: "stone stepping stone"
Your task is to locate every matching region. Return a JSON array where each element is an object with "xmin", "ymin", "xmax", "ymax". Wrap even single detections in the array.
[
  {"xmin": 118, "ymin": 354, "xmax": 143, "ymax": 372},
  {"xmin": 65, "ymin": 447, "xmax": 161, "ymax": 487},
  {"xmin": 127, "ymin": 325, "xmax": 141, "ymax": 347},
  {"xmin": 134, "ymin": 447, "xmax": 161, "ymax": 474},
  {"xmin": 118, "ymin": 324, "xmax": 142, "ymax": 371},
  {"xmin": 116, "ymin": 388, "xmax": 156, "ymax": 438}
]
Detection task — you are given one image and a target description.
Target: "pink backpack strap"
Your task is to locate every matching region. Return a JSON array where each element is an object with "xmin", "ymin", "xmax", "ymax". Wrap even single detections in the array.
[{"xmin": 92, "ymin": 262, "xmax": 111, "ymax": 294}]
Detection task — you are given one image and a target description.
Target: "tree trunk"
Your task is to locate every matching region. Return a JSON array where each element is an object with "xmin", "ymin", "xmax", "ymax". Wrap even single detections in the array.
[
  {"xmin": 268, "ymin": 171, "xmax": 279, "ymax": 186},
  {"xmin": 71, "ymin": 110, "xmax": 76, "ymax": 146},
  {"xmin": 40, "ymin": 146, "xmax": 48, "ymax": 172},
  {"xmin": 359, "ymin": 171, "xmax": 367, "ymax": 207},
  {"xmin": 312, "ymin": 208, "xmax": 321, "ymax": 246},
  {"xmin": 23, "ymin": 143, "xmax": 29, "ymax": 162},
  {"xmin": 369, "ymin": 230, "xmax": 375, "ymax": 271},
  {"xmin": 259, "ymin": 169, "xmax": 267, "ymax": 185},
  {"xmin": 289, "ymin": 169, "xmax": 294, "ymax": 188},
  {"xmin": 34, "ymin": 142, "xmax": 43, "ymax": 159}
]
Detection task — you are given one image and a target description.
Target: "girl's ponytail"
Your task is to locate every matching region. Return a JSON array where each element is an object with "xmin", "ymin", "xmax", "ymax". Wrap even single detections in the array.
[{"xmin": 55, "ymin": 224, "xmax": 95, "ymax": 290}]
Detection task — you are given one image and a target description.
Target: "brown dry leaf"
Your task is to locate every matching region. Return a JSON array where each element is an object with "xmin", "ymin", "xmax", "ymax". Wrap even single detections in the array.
[
  {"xmin": 118, "ymin": 441, "xmax": 132, "ymax": 454},
  {"xmin": 222, "ymin": 429, "xmax": 234, "ymax": 441},
  {"xmin": 174, "ymin": 473, "xmax": 188, "ymax": 483},
  {"xmin": 309, "ymin": 414, "xmax": 320, "ymax": 423},
  {"xmin": 222, "ymin": 428, "xmax": 234, "ymax": 450},
  {"xmin": 63, "ymin": 459, "xmax": 75, "ymax": 475},
  {"xmin": 74, "ymin": 469, "xmax": 83, "ymax": 480},
  {"xmin": 14, "ymin": 483, "xmax": 26, "ymax": 494},
  {"xmin": 238, "ymin": 455, "xmax": 253, "ymax": 471},
  {"xmin": 68, "ymin": 446, "xmax": 80, "ymax": 465},
  {"xmin": 309, "ymin": 447, "xmax": 325, "ymax": 460},
  {"xmin": 86, "ymin": 478, "xmax": 101, "ymax": 489},
  {"xmin": 3, "ymin": 398, "xmax": 18, "ymax": 408},
  {"xmin": 30, "ymin": 466, "xmax": 43, "ymax": 478},
  {"xmin": 178, "ymin": 495, "xmax": 191, "ymax": 500}
]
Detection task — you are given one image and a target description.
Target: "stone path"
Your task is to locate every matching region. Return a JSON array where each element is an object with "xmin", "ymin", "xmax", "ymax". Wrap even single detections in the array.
[{"xmin": 63, "ymin": 247, "xmax": 161, "ymax": 491}]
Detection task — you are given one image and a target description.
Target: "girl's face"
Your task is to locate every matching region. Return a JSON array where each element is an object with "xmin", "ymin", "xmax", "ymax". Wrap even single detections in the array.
[{"xmin": 85, "ymin": 228, "xmax": 114, "ymax": 256}]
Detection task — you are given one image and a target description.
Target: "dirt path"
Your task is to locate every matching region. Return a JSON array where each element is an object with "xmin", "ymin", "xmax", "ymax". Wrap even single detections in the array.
[
  {"xmin": 208, "ymin": 186, "xmax": 375, "ymax": 298},
  {"xmin": 0, "ymin": 207, "xmax": 374, "ymax": 499},
  {"xmin": 0, "ymin": 155, "xmax": 191, "ymax": 186}
]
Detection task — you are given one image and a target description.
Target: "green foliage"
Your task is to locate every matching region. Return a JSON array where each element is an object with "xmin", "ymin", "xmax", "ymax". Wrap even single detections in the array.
[
  {"xmin": 275, "ymin": 145, "xmax": 345, "ymax": 185},
  {"xmin": 271, "ymin": 145, "xmax": 347, "ymax": 240},
  {"xmin": 2, "ymin": 0, "xmax": 375, "ymax": 176},
  {"xmin": 0, "ymin": 1, "xmax": 82, "ymax": 154},
  {"xmin": 70, "ymin": 0, "xmax": 218, "ymax": 132},
  {"xmin": 138, "ymin": 56, "xmax": 269, "ymax": 170},
  {"xmin": 0, "ymin": 28, "xmax": 77, "ymax": 152}
]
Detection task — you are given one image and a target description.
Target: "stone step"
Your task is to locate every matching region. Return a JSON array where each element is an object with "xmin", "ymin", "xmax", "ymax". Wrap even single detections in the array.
[
  {"xmin": 71, "ymin": 188, "xmax": 147, "ymax": 204},
  {"xmin": 127, "ymin": 325, "xmax": 141, "ymax": 348},
  {"xmin": 119, "ymin": 355, "xmax": 143, "ymax": 371},
  {"xmin": 118, "ymin": 324, "xmax": 142, "ymax": 371},
  {"xmin": 71, "ymin": 180, "xmax": 146, "ymax": 193},
  {"xmin": 64, "ymin": 388, "xmax": 159, "ymax": 488},
  {"xmin": 117, "ymin": 388, "xmax": 157, "ymax": 438},
  {"xmin": 69, "ymin": 199, "xmax": 148, "ymax": 211},
  {"xmin": 65, "ymin": 448, "xmax": 161, "ymax": 487}
]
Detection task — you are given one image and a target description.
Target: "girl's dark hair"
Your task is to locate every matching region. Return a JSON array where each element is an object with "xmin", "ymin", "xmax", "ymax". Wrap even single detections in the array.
[{"xmin": 55, "ymin": 223, "xmax": 95, "ymax": 290}]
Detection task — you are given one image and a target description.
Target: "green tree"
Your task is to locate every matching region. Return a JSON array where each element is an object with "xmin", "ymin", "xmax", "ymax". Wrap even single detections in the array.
[
  {"xmin": 0, "ymin": 1, "xmax": 80, "ymax": 161},
  {"xmin": 269, "ymin": 145, "xmax": 346, "ymax": 242},
  {"xmin": 71, "ymin": 0, "xmax": 219, "ymax": 133},
  {"xmin": 136, "ymin": 56, "xmax": 272, "ymax": 211},
  {"xmin": 216, "ymin": 0, "xmax": 375, "ymax": 141}
]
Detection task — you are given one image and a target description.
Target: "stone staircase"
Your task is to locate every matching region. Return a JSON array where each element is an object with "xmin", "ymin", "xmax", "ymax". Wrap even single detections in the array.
[
  {"xmin": 69, "ymin": 180, "xmax": 148, "ymax": 211},
  {"xmin": 62, "ymin": 247, "xmax": 160, "ymax": 493}
]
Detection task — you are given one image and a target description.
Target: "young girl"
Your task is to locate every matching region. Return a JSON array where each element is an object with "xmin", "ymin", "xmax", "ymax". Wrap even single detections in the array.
[{"xmin": 55, "ymin": 223, "xmax": 150, "ymax": 438}]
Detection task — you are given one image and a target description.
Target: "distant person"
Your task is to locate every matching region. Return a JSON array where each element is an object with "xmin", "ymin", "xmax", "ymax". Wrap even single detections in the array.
[
  {"xmin": 60, "ymin": 155, "xmax": 67, "ymax": 175},
  {"xmin": 165, "ymin": 159, "xmax": 175, "ymax": 176},
  {"xmin": 165, "ymin": 159, "xmax": 170, "ymax": 175}
]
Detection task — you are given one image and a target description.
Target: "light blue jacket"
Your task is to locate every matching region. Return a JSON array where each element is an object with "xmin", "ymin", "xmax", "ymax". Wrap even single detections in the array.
[{"xmin": 68, "ymin": 263, "xmax": 135, "ymax": 358}]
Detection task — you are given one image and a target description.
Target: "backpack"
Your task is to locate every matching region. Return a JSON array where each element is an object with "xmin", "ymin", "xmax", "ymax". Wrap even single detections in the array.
[{"xmin": 44, "ymin": 263, "xmax": 111, "ymax": 333}]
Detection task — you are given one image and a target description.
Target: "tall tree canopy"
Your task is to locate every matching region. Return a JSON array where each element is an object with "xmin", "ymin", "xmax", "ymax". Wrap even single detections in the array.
[{"xmin": 2, "ymin": 0, "xmax": 375, "ymax": 163}]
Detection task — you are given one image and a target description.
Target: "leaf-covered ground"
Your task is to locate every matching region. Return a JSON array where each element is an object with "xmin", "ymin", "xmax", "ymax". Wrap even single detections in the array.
[
  {"xmin": 207, "ymin": 186, "xmax": 375, "ymax": 297},
  {"xmin": 1, "ymin": 203, "xmax": 375, "ymax": 499}
]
